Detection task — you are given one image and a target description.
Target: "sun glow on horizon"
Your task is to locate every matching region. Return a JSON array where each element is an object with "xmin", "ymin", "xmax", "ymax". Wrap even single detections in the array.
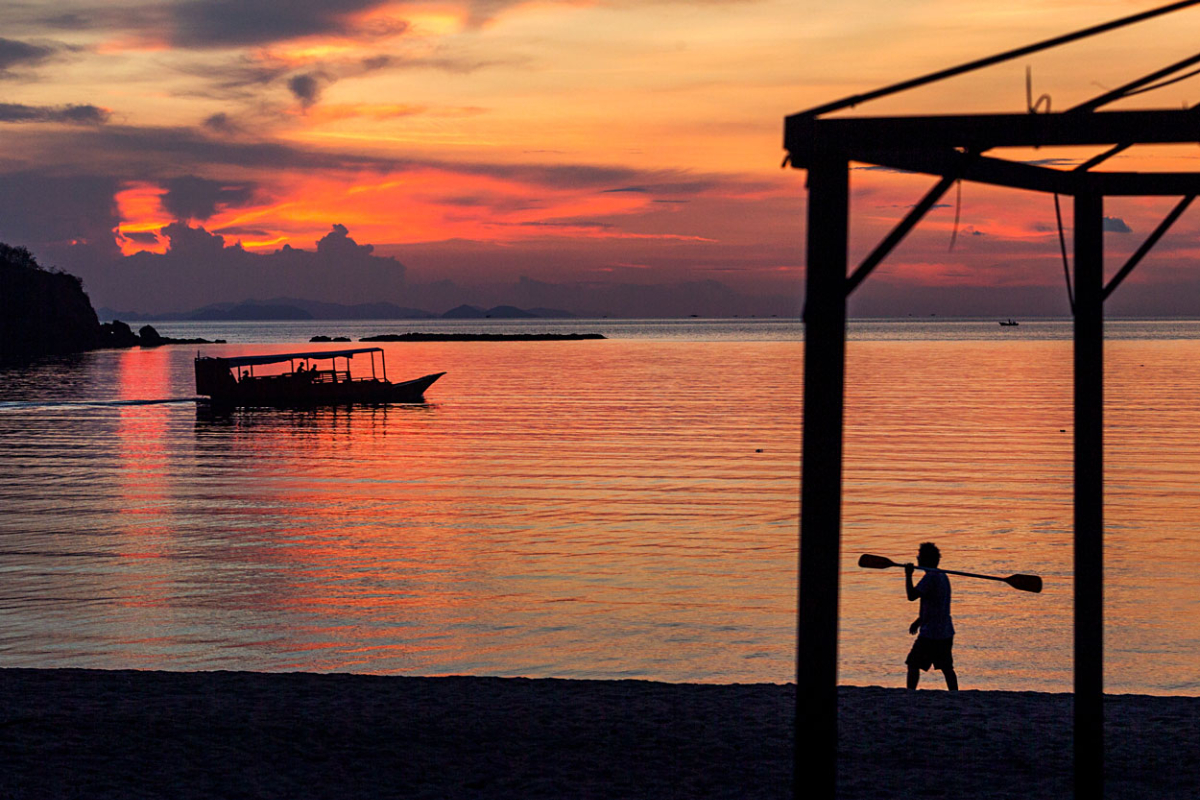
[
  {"xmin": 104, "ymin": 163, "xmax": 731, "ymax": 260},
  {"xmin": 8, "ymin": 0, "xmax": 1200, "ymax": 315}
]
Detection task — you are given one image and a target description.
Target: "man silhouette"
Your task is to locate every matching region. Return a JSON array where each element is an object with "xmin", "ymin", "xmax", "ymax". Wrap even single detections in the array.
[{"xmin": 904, "ymin": 542, "xmax": 958, "ymax": 691}]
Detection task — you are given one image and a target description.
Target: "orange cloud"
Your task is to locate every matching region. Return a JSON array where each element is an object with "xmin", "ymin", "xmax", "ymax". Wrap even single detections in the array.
[
  {"xmin": 259, "ymin": 3, "xmax": 444, "ymax": 67},
  {"xmin": 352, "ymin": 3, "xmax": 468, "ymax": 37},
  {"xmin": 94, "ymin": 37, "xmax": 173, "ymax": 55},
  {"xmin": 194, "ymin": 168, "xmax": 668, "ymax": 249},
  {"xmin": 268, "ymin": 42, "xmax": 362, "ymax": 64},
  {"xmin": 298, "ymin": 104, "xmax": 430, "ymax": 123},
  {"xmin": 107, "ymin": 161, "xmax": 764, "ymax": 262},
  {"xmin": 114, "ymin": 182, "xmax": 172, "ymax": 255}
]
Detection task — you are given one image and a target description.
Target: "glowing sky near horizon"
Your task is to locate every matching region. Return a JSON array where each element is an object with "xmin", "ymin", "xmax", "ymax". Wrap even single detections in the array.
[{"xmin": 3, "ymin": 0, "xmax": 1200, "ymax": 314}]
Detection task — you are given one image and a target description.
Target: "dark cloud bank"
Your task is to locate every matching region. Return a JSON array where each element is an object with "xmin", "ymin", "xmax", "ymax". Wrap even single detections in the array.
[
  {"xmin": 0, "ymin": 102, "xmax": 109, "ymax": 125},
  {"xmin": 72, "ymin": 221, "xmax": 795, "ymax": 319},
  {"xmin": 0, "ymin": 37, "xmax": 58, "ymax": 73},
  {"xmin": 26, "ymin": 0, "xmax": 531, "ymax": 50},
  {"xmin": 161, "ymin": 176, "xmax": 256, "ymax": 220},
  {"xmin": 83, "ymin": 223, "xmax": 408, "ymax": 313}
]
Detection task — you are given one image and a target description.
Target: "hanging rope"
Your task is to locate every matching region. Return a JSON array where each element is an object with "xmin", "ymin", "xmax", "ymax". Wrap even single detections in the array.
[
  {"xmin": 948, "ymin": 178, "xmax": 963, "ymax": 251},
  {"xmin": 1054, "ymin": 193, "xmax": 1075, "ymax": 314},
  {"xmin": 1026, "ymin": 66, "xmax": 1053, "ymax": 113},
  {"xmin": 1025, "ymin": 66, "xmax": 1075, "ymax": 312}
]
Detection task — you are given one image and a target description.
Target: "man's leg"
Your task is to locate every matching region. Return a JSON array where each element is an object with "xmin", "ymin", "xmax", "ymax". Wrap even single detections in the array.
[
  {"xmin": 943, "ymin": 667, "xmax": 958, "ymax": 691},
  {"xmin": 907, "ymin": 665, "xmax": 920, "ymax": 689}
]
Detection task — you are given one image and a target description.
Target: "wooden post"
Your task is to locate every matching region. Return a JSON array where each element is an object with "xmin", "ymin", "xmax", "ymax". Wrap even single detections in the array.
[
  {"xmin": 797, "ymin": 155, "xmax": 849, "ymax": 799},
  {"xmin": 1073, "ymin": 188, "xmax": 1104, "ymax": 800}
]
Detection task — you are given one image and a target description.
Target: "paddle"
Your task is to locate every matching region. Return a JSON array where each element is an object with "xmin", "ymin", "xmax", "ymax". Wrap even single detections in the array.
[{"xmin": 857, "ymin": 553, "xmax": 1043, "ymax": 593}]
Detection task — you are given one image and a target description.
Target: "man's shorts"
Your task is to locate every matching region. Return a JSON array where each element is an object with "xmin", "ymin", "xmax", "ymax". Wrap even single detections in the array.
[{"xmin": 906, "ymin": 635, "xmax": 954, "ymax": 672}]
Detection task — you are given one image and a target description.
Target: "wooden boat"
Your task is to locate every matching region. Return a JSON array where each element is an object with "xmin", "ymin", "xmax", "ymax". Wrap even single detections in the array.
[
  {"xmin": 999, "ymin": 318, "xmax": 1019, "ymax": 326},
  {"xmin": 195, "ymin": 347, "xmax": 444, "ymax": 406}
]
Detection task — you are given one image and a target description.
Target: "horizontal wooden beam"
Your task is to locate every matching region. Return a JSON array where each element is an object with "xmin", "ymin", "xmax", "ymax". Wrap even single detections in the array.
[
  {"xmin": 835, "ymin": 148, "xmax": 1200, "ymax": 196},
  {"xmin": 861, "ymin": 149, "xmax": 1068, "ymax": 193},
  {"xmin": 785, "ymin": 109, "xmax": 1200, "ymax": 161}
]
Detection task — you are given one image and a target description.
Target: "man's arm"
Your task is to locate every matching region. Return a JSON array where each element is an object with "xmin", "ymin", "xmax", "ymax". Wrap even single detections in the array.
[{"xmin": 905, "ymin": 563, "xmax": 920, "ymax": 601}]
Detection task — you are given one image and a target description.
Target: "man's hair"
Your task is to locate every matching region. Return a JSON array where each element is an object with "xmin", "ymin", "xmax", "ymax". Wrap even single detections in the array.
[{"xmin": 918, "ymin": 541, "xmax": 941, "ymax": 567}]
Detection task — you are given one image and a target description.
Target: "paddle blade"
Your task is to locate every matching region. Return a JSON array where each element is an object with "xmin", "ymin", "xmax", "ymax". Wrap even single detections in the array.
[
  {"xmin": 1004, "ymin": 573, "xmax": 1043, "ymax": 593},
  {"xmin": 858, "ymin": 554, "xmax": 898, "ymax": 570}
]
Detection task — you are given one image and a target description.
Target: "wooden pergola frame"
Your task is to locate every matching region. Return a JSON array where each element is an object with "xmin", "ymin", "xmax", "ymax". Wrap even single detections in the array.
[{"xmin": 784, "ymin": 2, "xmax": 1200, "ymax": 797}]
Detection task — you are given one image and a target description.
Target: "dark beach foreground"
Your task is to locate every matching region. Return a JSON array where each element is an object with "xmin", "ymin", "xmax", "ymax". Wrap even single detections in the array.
[{"xmin": 1, "ymin": 670, "xmax": 1196, "ymax": 799}]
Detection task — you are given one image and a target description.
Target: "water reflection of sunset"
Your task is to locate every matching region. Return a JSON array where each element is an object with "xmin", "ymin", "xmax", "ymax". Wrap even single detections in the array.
[
  {"xmin": 1, "ymin": 335, "xmax": 1198, "ymax": 692},
  {"xmin": 111, "ymin": 349, "xmax": 185, "ymax": 662},
  {"xmin": 178, "ymin": 340, "xmax": 803, "ymax": 676},
  {"xmin": 116, "ymin": 348, "xmax": 173, "ymax": 543},
  {"xmin": 842, "ymin": 339, "xmax": 1200, "ymax": 695}
]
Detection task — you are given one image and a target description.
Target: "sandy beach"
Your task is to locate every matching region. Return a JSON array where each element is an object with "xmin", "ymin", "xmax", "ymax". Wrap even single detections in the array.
[{"xmin": 1, "ymin": 669, "xmax": 1196, "ymax": 799}]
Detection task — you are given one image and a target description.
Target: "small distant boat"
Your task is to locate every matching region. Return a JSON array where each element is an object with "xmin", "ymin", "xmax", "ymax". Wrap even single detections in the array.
[
  {"xmin": 195, "ymin": 347, "xmax": 444, "ymax": 406},
  {"xmin": 999, "ymin": 318, "xmax": 1019, "ymax": 326}
]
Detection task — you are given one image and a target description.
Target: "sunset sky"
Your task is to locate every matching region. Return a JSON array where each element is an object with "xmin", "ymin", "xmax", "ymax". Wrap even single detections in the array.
[{"xmin": 2, "ymin": 0, "xmax": 1200, "ymax": 316}]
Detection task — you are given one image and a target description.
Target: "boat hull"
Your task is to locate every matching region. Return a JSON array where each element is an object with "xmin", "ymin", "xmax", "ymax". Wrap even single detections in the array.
[{"xmin": 200, "ymin": 372, "xmax": 445, "ymax": 407}]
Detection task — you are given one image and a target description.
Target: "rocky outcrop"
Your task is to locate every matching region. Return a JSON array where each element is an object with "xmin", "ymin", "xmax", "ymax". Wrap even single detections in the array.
[
  {"xmin": 133, "ymin": 324, "xmax": 221, "ymax": 346},
  {"xmin": 0, "ymin": 244, "xmax": 102, "ymax": 361},
  {"xmin": 138, "ymin": 324, "xmax": 163, "ymax": 346},
  {"xmin": 99, "ymin": 320, "xmax": 139, "ymax": 348},
  {"xmin": 0, "ymin": 244, "xmax": 222, "ymax": 361}
]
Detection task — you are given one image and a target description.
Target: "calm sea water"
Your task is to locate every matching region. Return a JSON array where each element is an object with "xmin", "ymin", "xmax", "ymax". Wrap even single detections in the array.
[{"xmin": 1, "ymin": 318, "xmax": 1198, "ymax": 694}]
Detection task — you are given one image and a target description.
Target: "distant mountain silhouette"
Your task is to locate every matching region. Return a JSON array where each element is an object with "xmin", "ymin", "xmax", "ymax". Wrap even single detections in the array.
[
  {"xmin": 97, "ymin": 307, "xmax": 155, "ymax": 322},
  {"xmin": 441, "ymin": 304, "xmax": 572, "ymax": 319},
  {"xmin": 189, "ymin": 302, "xmax": 313, "ymax": 321},
  {"xmin": 483, "ymin": 305, "xmax": 536, "ymax": 319},
  {"xmin": 261, "ymin": 297, "xmax": 436, "ymax": 320},
  {"xmin": 103, "ymin": 298, "xmax": 441, "ymax": 322},
  {"xmin": 99, "ymin": 299, "xmax": 580, "ymax": 322},
  {"xmin": 441, "ymin": 304, "xmax": 486, "ymax": 319}
]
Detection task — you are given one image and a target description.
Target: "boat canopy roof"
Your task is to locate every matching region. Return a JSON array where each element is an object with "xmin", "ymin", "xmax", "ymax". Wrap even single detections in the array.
[{"xmin": 210, "ymin": 347, "xmax": 383, "ymax": 369}]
